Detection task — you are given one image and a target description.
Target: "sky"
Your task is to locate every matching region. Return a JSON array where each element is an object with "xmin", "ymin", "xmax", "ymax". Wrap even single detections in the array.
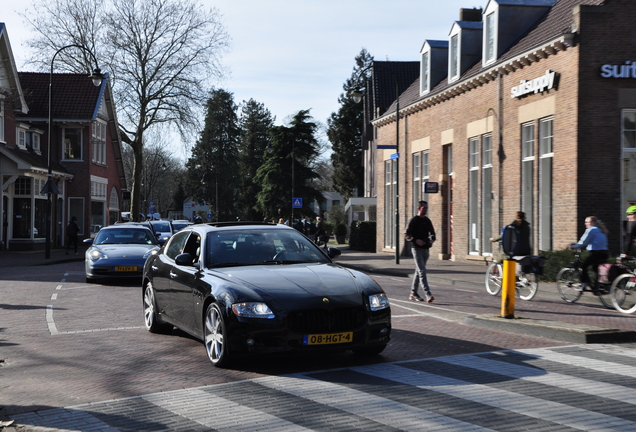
[{"xmin": 1, "ymin": 0, "xmax": 477, "ymax": 147}]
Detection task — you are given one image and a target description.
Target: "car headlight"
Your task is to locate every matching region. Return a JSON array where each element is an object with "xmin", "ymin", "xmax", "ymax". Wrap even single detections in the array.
[
  {"xmin": 369, "ymin": 293, "xmax": 390, "ymax": 311},
  {"xmin": 89, "ymin": 250, "xmax": 107, "ymax": 261},
  {"xmin": 143, "ymin": 249, "xmax": 159, "ymax": 260},
  {"xmin": 231, "ymin": 302, "xmax": 275, "ymax": 319}
]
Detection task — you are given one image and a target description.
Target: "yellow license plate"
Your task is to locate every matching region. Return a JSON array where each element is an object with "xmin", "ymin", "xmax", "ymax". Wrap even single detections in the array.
[
  {"xmin": 303, "ymin": 332, "xmax": 353, "ymax": 345},
  {"xmin": 114, "ymin": 266, "xmax": 138, "ymax": 272}
]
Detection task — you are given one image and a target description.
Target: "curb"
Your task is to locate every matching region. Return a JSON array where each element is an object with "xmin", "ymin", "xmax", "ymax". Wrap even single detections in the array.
[{"xmin": 464, "ymin": 314, "xmax": 636, "ymax": 344}]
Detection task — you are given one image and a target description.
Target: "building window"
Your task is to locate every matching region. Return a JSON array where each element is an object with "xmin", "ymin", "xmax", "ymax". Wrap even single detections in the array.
[
  {"xmin": 109, "ymin": 186, "xmax": 120, "ymax": 225},
  {"xmin": 482, "ymin": 134, "xmax": 493, "ymax": 254},
  {"xmin": 31, "ymin": 132, "xmax": 41, "ymax": 152},
  {"xmin": 14, "ymin": 177, "xmax": 31, "ymax": 195},
  {"xmin": 63, "ymin": 128, "xmax": 83, "ymax": 160},
  {"xmin": 17, "ymin": 128, "xmax": 26, "ymax": 149},
  {"xmin": 412, "ymin": 152, "xmax": 421, "ymax": 214},
  {"xmin": 623, "ymin": 109, "xmax": 636, "ymax": 149},
  {"xmin": 485, "ymin": 12, "xmax": 496, "ymax": 63},
  {"xmin": 450, "ymin": 34, "xmax": 459, "ymax": 81},
  {"xmin": 422, "ymin": 150, "xmax": 430, "ymax": 204},
  {"xmin": 384, "ymin": 160, "xmax": 395, "ymax": 249},
  {"xmin": 92, "ymin": 120, "xmax": 107, "ymax": 165},
  {"xmin": 0, "ymin": 100, "xmax": 5, "ymax": 142},
  {"xmin": 420, "ymin": 51, "xmax": 429, "ymax": 94},
  {"xmin": 522, "ymin": 122, "xmax": 535, "ymax": 226},
  {"xmin": 539, "ymin": 117, "xmax": 553, "ymax": 251},
  {"xmin": 469, "ymin": 137, "xmax": 479, "ymax": 253}
]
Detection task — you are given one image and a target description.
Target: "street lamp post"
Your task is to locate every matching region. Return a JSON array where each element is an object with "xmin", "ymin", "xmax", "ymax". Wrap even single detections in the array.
[
  {"xmin": 351, "ymin": 64, "xmax": 401, "ymax": 264},
  {"xmin": 45, "ymin": 45, "xmax": 104, "ymax": 259}
]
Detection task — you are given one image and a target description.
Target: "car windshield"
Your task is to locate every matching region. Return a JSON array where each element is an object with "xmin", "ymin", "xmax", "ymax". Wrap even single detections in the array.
[
  {"xmin": 94, "ymin": 228, "xmax": 159, "ymax": 245},
  {"xmin": 205, "ymin": 229, "xmax": 330, "ymax": 268},
  {"xmin": 172, "ymin": 222, "xmax": 191, "ymax": 231}
]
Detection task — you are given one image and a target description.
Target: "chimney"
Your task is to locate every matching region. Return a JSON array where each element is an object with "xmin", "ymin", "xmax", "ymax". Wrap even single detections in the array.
[{"xmin": 460, "ymin": 7, "xmax": 483, "ymax": 22}]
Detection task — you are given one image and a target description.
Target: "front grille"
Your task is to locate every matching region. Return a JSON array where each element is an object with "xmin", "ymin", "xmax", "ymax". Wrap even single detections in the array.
[{"xmin": 287, "ymin": 307, "xmax": 366, "ymax": 333}]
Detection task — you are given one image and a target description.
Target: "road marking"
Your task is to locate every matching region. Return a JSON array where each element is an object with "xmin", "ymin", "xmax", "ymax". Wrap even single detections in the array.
[
  {"xmin": 390, "ymin": 298, "xmax": 473, "ymax": 315},
  {"xmin": 54, "ymin": 326, "xmax": 145, "ymax": 335},
  {"xmin": 57, "ymin": 285, "xmax": 99, "ymax": 290},
  {"xmin": 46, "ymin": 305, "xmax": 59, "ymax": 335},
  {"xmin": 455, "ymin": 288, "xmax": 478, "ymax": 293},
  {"xmin": 51, "ymin": 293, "xmax": 57, "ymax": 300},
  {"xmin": 56, "ymin": 285, "xmax": 62, "ymax": 290}
]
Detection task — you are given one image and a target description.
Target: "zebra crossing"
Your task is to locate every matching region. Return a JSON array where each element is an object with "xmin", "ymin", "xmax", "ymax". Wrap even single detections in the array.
[{"xmin": 12, "ymin": 344, "xmax": 636, "ymax": 431}]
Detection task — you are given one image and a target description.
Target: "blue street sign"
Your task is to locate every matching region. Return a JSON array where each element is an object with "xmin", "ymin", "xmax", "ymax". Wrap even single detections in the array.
[
  {"xmin": 292, "ymin": 198, "xmax": 303, "ymax": 208},
  {"xmin": 377, "ymin": 145, "xmax": 397, "ymax": 149},
  {"xmin": 207, "ymin": 214, "xmax": 213, "ymax": 219},
  {"xmin": 390, "ymin": 152, "xmax": 400, "ymax": 160}
]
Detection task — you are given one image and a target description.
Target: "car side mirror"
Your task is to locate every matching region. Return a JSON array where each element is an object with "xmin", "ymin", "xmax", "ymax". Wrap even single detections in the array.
[
  {"xmin": 327, "ymin": 247, "xmax": 341, "ymax": 260},
  {"xmin": 175, "ymin": 252, "xmax": 194, "ymax": 266},
  {"xmin": 83, "ymin": 238, "xmax": 93, "ymax": 245}
]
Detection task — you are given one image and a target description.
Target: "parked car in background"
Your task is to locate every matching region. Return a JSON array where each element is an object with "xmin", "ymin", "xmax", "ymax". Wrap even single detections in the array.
[
  {"xmin": 84, "ymin": 225, "xmax": 160, "ymax": 283},
  {"xmin": 142, "ymin": 222, "xmax": 391, "ymax": 367},
  {"xmin": 147, "ymin": 220, "xmax": 174, "ymax": 243},
  {"xmin": 171, "ymin": 220, "xmax": 193, "ymax": 232}
]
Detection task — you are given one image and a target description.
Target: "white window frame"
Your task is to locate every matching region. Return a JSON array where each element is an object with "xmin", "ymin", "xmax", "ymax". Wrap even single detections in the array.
[
  {"xmin": 92, "ymin": 119, "xmax": 107, "ymax": 165},
  {"xmin": 449, "ymin": 33, "xmax": 460, "ymax": 82},
  {"xmin": 90, "ymin": 175, "xmax": 108, "ymax": 201},
  {"xmin": 482, "ymin": 134, "xmax": 493, "ymax": 255},
  {"xmin": 484, "ymin": 11, "xmax": 497, "ymax": 65},
  {"xmin": 420, "ymin": 50, "xmax": 430, "ymax": 94},
  {"xmin": 468, "ymin": 137, "xmax": 480, "ymax": 254},
  {"xmin": 16, "ymin": 127, "xmax": 27, "ymax": 150},
  {"xmin": 31, "ymin": 132, "xmax": 41, "ymax": 152},
  {"xmin": 412, "ymin": 152, "xmax": 421, "ymax": 214},
  {"xmin": 539, "ymin": 117, "xmax": 554, "ymax": 251},
  {"xmin": 522, "ymin": 122, "xmax": 535, "ymax": 226}
]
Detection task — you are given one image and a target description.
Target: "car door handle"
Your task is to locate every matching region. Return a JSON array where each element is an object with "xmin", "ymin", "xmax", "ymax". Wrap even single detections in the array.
[{"xmin": 169, "ymin": 272, "xmax": 177, "ymax": 278}]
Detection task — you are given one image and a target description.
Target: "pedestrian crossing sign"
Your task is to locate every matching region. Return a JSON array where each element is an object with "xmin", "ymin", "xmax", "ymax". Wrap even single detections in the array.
[{"xmin": 292, "ymin": 198, "xmax": 303, "ymax": 208}]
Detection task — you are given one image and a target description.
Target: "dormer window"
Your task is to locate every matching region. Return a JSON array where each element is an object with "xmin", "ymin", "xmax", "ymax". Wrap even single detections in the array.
[
  {"xmin": 30, "ymin": 132, "xmax": 41, "ymax": 152},
  {"xmin": 450, "ymin": 34, "xmax": 459, "ymax": 81},
  {"xmin": 485, "ymin": 11, "xmax": 496, "ymax": 64},
  {"xmin": 420, "ymin": 51, "xmax": 430, "ymax": 94},
  {"xmin": 16, "ymin": 125, "xmax": 28, "ymax": 150}
]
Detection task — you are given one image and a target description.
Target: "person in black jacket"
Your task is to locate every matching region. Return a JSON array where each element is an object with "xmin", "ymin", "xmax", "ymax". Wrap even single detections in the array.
[
  {"xmin": 404, "ymin": 201, "xmax": 436, "ymax": 302},
  {"xmin": 490, "ymin": 211, "xmax": 532, "ymax": 260},
  {"xmin": 66, "ymin": 216, "xmax": 80, "ymax": 255}
]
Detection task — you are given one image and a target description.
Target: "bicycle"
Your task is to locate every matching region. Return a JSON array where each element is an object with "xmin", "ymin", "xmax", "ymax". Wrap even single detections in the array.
[
  {"xmin": 610, "ymin": 256, "xmax": 636, "ymax": 314},
  {"xmin": 556, "ymin": 248, "xmax": 620, "ymax": 308},
  {"xmin": 485, "ymin": 246, "xmax": 542, "ymax": 301}
]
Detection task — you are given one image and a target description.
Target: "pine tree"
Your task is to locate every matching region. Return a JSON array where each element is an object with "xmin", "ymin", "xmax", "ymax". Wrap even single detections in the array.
[
  {"xmin": 255, "ymin": 110, "xmax": 323, "ymax": 222},
  {"xmin": 236, "ymin": 100, "xmax": 275, "ymax": 221},
  {"xmin": 185, "ymin": 89, "xmax": 239, "ymax": 221},
  {"xmin": 328, "ymin": 49, "xmax": 374, "ymax": 202}
]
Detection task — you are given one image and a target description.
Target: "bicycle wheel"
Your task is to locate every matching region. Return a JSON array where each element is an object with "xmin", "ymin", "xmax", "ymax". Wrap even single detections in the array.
[
  {"xmin": 611, "ymin": 273, "xmax": 636, "ymax": 314},
  {"xmin": 485, "ymin": 262, "xmax": 503, "ymax": 296},
  {"xmin": 556, "ymin": 267, "xmax": 583, "ymax": 303},
  {"xmin": 517, "ymin": 272, "xmax": 538, "ymax": 301},
  {"xmin": 597, "ymin": 283, "xmax": 615, "ymax": 309}
]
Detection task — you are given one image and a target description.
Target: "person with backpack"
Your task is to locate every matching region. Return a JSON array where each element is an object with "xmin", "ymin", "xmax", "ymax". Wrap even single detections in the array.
[{"xmin": 66, "ymin": 216, "xmax": 80, "ymax": 255}]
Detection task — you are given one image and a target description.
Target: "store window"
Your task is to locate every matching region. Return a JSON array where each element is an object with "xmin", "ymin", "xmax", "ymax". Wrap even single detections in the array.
[
  {"xmin": 469, "ymin": 137, "xmax": 479, "ymax": 253},
  {"xmin": 623, "ymin": 109, "xmax": 636, "ymax": 149},
  {"xmin": 522, "ymin": 122, "xmax": 535, "ymax": 225},
  {"xmin": 12, "ymin": 178, "xmax": 46, "ymax": 239},
  {"xmin": 482, "ymin": 134, "xmax": 493, "ymax": 255},
  {"xmin": 413, "ymin": 152, "xmax": 421, "ymax": 215},
  {"xmin": 63, "ymin": 128, "xmax": 83, "ymax": 160},
  {"xmin": 384, "ymin": 160, "xmax": 395, "ymax": 249},
  {"xmin": 539, "ymin": 117, "xmax": 553, "ymax": 251}
]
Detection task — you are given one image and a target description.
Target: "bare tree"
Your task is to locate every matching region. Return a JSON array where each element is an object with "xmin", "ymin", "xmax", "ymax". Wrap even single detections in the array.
[{"xmin": 22, "ymin": 0, "xmax": 230, "ymax": 220}]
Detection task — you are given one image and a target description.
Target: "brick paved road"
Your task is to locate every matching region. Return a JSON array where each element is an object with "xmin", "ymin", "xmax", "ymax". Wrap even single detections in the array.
[
  {"xmin": 3, "ymin": 261, "xmax": 636, "ymax": 430},
  {"xmin": 9, "ymin": 344, "xmax": 636, "ymax": 431}
]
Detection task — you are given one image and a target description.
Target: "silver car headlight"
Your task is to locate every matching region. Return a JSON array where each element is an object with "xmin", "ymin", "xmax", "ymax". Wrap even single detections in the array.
[
  {"xmin": 89, "ymin": 250, "xmax": 107, "ymax": 261},
  {"xmin": 231, "ymin": 302, "xmax": 275, "ymax": 319},
  {"xmin": 369, "ymin": 293, "xmax": 390, "ymax": 311},
  {"xmin": 143, "ymin": 249, "xmax": 159, "ymax": 260}
]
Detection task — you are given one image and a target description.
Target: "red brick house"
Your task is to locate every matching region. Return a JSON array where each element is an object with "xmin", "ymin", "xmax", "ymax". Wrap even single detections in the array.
[
  {"xmin": 0, "ymin": 23, "xmax": 127, "ymax": 251},
  {"xmin": 365, "ymin": 0, "xmax": 636, "ymax": 261}
]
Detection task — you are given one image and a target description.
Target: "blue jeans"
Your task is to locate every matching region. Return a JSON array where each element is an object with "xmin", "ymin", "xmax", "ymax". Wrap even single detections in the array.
[{"xmin": 411, "ymin": 247, "xmax": 432, "ymax": 297}]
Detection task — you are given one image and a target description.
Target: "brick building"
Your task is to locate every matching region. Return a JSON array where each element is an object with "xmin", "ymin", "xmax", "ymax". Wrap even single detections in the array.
[
  {"xmin": 0, "ymin": 24, "xmax": 127, "ymax": 250},
  {"xmin": 364, "ymin": 0, "xmax": 636, "ymax": 262}
]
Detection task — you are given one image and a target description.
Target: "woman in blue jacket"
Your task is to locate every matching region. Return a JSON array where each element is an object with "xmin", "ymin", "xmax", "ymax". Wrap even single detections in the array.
[{"xmin": 570, "ymin": 216, "xmax": 609, "ymax": 291}]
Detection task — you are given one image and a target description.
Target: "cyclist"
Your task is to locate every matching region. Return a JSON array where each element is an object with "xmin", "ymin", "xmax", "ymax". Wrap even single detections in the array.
[
  {"xmin": 570, "ymin": 216, "xmax": 609, "ymax": 292},
  {"xmin": 490, "ymin": 211, "xmax": 532, "ymax": 261},
  {"xmin": 621, "ymin": 205, "xmax": 636, "ymax": 258}
]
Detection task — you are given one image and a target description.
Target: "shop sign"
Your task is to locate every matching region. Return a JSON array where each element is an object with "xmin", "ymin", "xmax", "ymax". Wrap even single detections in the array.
[
  {"xmin": 510, "ymin": 70, "xmax": 558, "ymax": 98},
  {"xmin": 600, "ymin": 61, "xmax": 636, "ymax": 78}
]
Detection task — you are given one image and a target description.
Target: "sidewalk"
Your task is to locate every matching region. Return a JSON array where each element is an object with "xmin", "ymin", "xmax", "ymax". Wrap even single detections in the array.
[
  {"xmin": 0, "ymin": 246, "xmax": 85, "ymax": 268},
  {"xmin": 333, "ymin": 245, "xmax": 636, "ymax": 344}
]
